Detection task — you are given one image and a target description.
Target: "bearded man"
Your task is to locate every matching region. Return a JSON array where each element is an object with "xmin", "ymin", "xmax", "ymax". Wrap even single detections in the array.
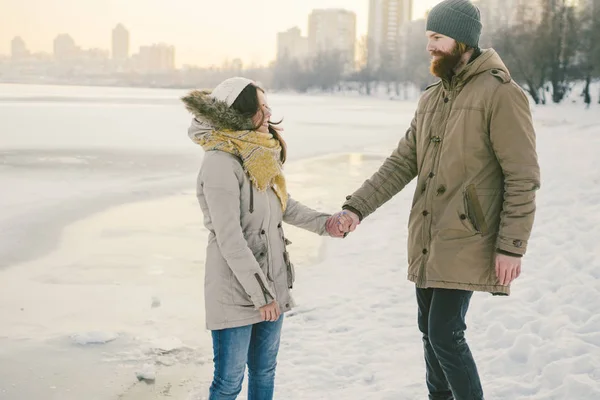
[{"xmin": 329, "ymin": 1, "xmax": 541, "ymax": 398}]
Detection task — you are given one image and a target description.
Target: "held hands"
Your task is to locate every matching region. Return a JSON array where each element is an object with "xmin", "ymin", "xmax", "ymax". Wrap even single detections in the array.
[
  {"xmin": 325, "ymin": 210, "xmax": 360, "ymax": 238},
  {"xmin": 259, "ymin": 301, "xmax": 281, "ymax": 322}
]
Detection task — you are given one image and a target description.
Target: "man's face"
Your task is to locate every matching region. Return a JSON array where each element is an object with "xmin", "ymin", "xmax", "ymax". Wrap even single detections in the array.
[
  {"xmin": 426, "ymin": 31, "xmax": 456, "ymax": 57},
  {"xmin": 425, "ymin": 31, "xmax": 462, "ymax": 78}
]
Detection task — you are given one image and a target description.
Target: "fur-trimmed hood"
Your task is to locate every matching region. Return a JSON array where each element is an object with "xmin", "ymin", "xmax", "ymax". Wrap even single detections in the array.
[{"xmin": 182, "ymin": 89, "xmax": 255, "ymax": 143}]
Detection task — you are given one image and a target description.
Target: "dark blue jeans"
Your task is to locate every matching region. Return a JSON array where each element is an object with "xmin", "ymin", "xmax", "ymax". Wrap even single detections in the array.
[
  {"xmin": 209, "ymin": 316, "xmax": 284, "ymax": 400},
  {"xmin": 416, "ymin": 287, "xmax": 484, "ymax": 400}
]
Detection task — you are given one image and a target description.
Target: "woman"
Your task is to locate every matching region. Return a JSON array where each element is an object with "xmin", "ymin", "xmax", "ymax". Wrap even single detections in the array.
[{"xmin": 182, "ymin": 77, "xmax": 342, "ymax": 400}]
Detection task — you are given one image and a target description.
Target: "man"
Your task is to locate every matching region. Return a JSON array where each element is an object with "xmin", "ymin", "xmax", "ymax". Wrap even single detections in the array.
[{"xmin": 330, "ymin": 0, "xmax": 540, "ymax": 399}]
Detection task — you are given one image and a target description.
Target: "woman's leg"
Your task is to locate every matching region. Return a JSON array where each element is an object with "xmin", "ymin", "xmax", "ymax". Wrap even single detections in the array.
[
  {"xmin": 209, "ymin": 325, "xmax": 253, "ymax": 400},
  {"xmin": 247, "ymin": 315, "xmax": 284, "ymax": 400}
]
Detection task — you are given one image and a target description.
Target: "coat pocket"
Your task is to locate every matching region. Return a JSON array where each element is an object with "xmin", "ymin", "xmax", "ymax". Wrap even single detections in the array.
[
  {"xmin": 278, "ymin": 225, "xmax": 295, "ymax": 289},
  {"xmin": 244, "ymin": 230, "xmax": 270, "ymax": 280},
  {"xmin": 283, "ymin": 250, "xmax": 295, "ymax": 289},
  {"xmin": 229, "ymin": 273, "xmax": 254, "ymax": 307},
  {"xmin": 464, "ymin": 184, "xmax": 489, "ymax": 235}
]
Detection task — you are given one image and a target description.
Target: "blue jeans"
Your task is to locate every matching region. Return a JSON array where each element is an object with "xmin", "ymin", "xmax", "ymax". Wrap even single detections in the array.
[
  {"xmin": 416, "ymin": 287, "xmax": 484, "ymax": 400},
  {"xmin": 209, "ymin": 316, "xmax": 284, "ymax": 400}
]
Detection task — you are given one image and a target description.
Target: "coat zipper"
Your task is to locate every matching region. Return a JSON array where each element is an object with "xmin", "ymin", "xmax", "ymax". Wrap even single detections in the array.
[
  {"xmin": 264, "ymin": 190, "xmax": 276, "ymax": 296},
  {"xmin": 249, "ymin": 184, "xmax": 254, "ymax": 213},
  {"xmin": 279, "ymin": 225, "xmax": 294, "ymax": 289},
  {"xmin": 254, "ymin": 273, "xmax": 273, "ymax": 304}
]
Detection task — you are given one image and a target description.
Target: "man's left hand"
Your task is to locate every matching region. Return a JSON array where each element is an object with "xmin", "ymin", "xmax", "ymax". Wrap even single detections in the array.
[{"xmin": 495, "ymin": 253, "xmax": 522, "ymax": 286}]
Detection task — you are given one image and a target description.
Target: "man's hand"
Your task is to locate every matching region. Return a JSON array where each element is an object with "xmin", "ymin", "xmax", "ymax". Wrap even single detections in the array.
[
  {"xmin": 495, "ymin": 253, "xmax": 522, "ymax": 286},
  {"xmin": 259, "ymin": 301, "xmax": 281, "ymax": 322}
]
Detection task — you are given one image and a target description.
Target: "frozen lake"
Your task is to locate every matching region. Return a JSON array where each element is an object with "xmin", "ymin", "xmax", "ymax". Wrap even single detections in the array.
[{"xmin": 1, "ymin": 83, "xmax": 599, "ymax": 399}]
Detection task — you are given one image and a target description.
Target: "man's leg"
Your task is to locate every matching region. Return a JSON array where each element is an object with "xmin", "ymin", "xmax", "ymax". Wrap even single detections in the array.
[
  {"xmin": 247, "ymin": 315, "xmax": 284, "ymax": 400},
  {"xmin": 429, "ymin": 288, "xmax": 484, "ymax": 400},
  {"xmin": 209, "ymin": 325, "xmax": 253, "ymax": 400},
  {"xmin": 416, "ymin": 287, "xmax": 454, "ymax": 400}
]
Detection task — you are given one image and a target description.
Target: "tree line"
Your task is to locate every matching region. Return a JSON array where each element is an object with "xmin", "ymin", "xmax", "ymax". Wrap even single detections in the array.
[{"xmin": 268, "ymin": 0, "xmax": 600, "ymax": 106}]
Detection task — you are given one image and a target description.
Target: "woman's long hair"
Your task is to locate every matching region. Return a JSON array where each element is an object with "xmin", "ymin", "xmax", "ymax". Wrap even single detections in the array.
[{"xmin": 230, "ymin": 84, "xmax": 287, "ymax": 163}]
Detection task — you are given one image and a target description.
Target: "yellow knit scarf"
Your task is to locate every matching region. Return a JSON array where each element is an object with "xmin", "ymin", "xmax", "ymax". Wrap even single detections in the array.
[{"xmin": 194, "ymin": 129, "xmax": 287, "ymax": 211}]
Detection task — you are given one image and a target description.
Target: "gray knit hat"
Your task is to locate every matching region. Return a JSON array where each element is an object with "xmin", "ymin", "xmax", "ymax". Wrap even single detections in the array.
[
  {"xmin": 426, "ymin": 0, "xmax": 482, "ymax": 48},
  {"xmin": 211, "ymin": 77, "xmax": 255, "ymax": 107}
]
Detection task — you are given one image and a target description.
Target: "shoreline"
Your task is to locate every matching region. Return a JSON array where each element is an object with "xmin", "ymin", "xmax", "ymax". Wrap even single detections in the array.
[
  {"xmin": 0, "ymin": 148, "xmax": 391, "ymax": 272},
  {"xmin": 0, "ymin": 174, "xmax": 193, "ymax": 270},
  {"xmin": 0, "ymin": 151, "xmax": 388, "ymax": 400}
]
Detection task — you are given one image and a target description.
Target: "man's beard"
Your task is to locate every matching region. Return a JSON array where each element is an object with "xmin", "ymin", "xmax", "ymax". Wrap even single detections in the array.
[{"xmin": 430, "ymin": 44, "xmax": 464, "ymax": 79}]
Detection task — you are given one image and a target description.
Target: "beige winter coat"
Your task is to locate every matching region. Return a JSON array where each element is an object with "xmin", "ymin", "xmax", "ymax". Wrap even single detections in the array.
[
  {"xmin": 197, "ymin": 150, "xmax": 329, "ymax": 330},
  {"xmin": 182, "ymin": 91, "xmax": 331, "ymax": 330},
  {"xmin": 343, "ymin": 49, "xmax": 541, "ymax": 295}
]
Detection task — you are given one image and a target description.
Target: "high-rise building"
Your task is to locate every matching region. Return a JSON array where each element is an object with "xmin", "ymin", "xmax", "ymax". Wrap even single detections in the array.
[
  {"xmin": 277, "ymin": 27, "xmax": 309, "ymax": 61},
  {"xmin": 11, "ymin": 36, "xmax": 29, "ymax": 60},
  {"xmin": 368, "ymin": 0, "xmax": 413, "ymax": 69},
  {"xmin": 53, "ymin": 34, "xmax": 79, "ymax": 63},
  {"xmin": 308, "ymin": 9, "xmax": 357, "ymax": 68},
  {"xmin": 230, "ymin": 58, "xmax": 243, "ymax": 71},
  {"xmin": 112, "ymin": 24, "xmax": 130, "ymax": 62},
  {"xmin": 134, "ymin": 44, "xmax": 175, "ymax": 73}
]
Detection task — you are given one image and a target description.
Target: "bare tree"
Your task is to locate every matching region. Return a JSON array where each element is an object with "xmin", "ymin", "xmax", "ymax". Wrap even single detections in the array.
[
  {"xmin": 272, "ymin": 56, "xmax": 294, "ymax": 91},
  {"xmin": 310, "ymin": 50, "xmax": 345, "ymax": 92},
  {"xmin": 399, "ymin": 19, "xmax": 433, "ymax": 92},
  {"xmin": 538, "ymin": 0, "xmax": 580, "ymax": 103},
  {"xmin": 354, "ymin": 35, "xmax": 375, "ymax": 95},
  {"xmin": 494, "ymin": 1, "xmax": 561, "ymax": 104},
  {"xmin": 596, "ymin": 0, "xmax": 600, "ymax": 104},
  {"xmin": 495, "ymin": 23, "xmax": 548, "ymax": 104},
  {"xmin": 577, "ymin": 0, "xmax": 600, "ymax": 106},
  {"xmin": 377, "ymin": 46, "xmax": 397, "ymax": 95}
]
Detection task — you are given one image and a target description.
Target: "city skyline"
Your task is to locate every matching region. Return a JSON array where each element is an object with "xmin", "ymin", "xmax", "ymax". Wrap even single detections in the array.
[{"xmin": 0, "ymin": 0, "xmax": 442, "ymax": 68}]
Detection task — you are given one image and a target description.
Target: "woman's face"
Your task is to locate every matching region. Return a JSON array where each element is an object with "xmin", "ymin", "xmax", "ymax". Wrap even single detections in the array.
[{"xmin": 252, "ymin": 90, "xmax": 272, "ymax": 134}]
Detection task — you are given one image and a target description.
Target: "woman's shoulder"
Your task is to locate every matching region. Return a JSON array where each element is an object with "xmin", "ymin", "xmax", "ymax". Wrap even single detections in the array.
[
  {"xmin": 201, "ymin": 151, "xmax": 245, "ymax": 181},
  {"xmin": 204, "ymin": 150, "xmax": 241, "ymax": 163}
]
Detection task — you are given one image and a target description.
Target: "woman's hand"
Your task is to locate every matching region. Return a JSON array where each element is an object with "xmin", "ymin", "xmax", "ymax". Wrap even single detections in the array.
[
  {"xmin": 259, "ymin": 301, "xmax": 281, "ymax": 322},
  {"xmin": 326, "ymin": 211, "xmax": 360, "ymax": 238},
  {"xmin": 326, "ymin": 215, "xmax": 346, "ymax": 237}
]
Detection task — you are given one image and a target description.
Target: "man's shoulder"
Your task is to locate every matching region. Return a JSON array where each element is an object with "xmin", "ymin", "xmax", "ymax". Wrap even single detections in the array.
[
  {"xmin": 424, "ymin": 81, "xmax": 442, "ymax": 91},
  {"xmin": 487, "ymin": 72, "xmax": 528, "ymax": 100},
  {"xmin": 488, "ymin": 68, "xmax": 511, "ymax": 84},
  {"xmin": 471, "ymin": 69, "xmax": 528, "ymax": 103},
  {"xmin": 418, "ymin": 81, "xmax": 443, "ymax": 106},
  {"xmin": 478, "ymin": 71, "xmax": 530, "ymax": 110}
]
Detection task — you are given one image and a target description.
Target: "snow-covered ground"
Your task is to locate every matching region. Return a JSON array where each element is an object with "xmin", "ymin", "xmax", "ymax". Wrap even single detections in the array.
[
  {"xmin": 272, "ymin": 104, "xmax": 600, "ymax": 399},
  {"xmin": 0, "ymin": 84, "xmax": 599, "ymax": 399}
]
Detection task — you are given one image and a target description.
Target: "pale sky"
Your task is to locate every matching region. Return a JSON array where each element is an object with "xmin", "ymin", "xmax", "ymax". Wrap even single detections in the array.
[{"xmin": 0, "ymin": 0, "xmax": 441, "ymax": 67}]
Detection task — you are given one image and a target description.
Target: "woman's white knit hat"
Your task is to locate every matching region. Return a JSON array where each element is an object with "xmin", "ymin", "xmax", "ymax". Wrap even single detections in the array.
[{"xmin": 210, "ymin": 77, "xmax": 255, "ymax": 107}]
